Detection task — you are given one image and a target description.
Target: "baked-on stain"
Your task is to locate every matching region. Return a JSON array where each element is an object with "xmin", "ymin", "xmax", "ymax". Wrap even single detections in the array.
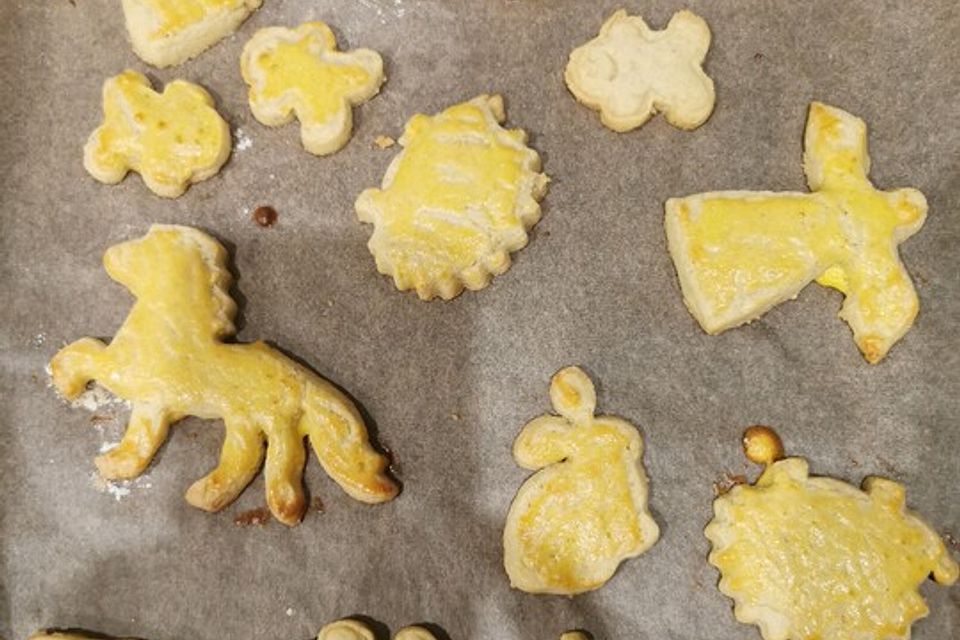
[
  {"xmin": 234, "ymin": 506, "xmax": 271, "ymax": 526},
  {"xmin": 252, "ymin": 205, "xmax": 278, "ymax": 227}
]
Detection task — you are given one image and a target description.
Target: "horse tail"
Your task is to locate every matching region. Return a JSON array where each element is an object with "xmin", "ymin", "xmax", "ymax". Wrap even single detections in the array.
[{"xmin": 299, "ymin": 376, "xmax": 398, "ymax": 504}]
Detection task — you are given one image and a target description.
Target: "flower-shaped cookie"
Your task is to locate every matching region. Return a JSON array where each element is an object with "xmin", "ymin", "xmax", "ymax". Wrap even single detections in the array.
[
  {"xmin": 565, "ymin": 9, "xmax": 715, "ymax": 131},
  {"xmin": 84, "ymin": 70, "xmax": 231, "ymax": 198},
  {"xmin": 49, "ymin": 225, "xmax": 397, "ymax": 526},
  {"xmin": 356, "ymin": 95, "xmax": 549, "ymax": 300},
  {"xmin": 122, "ymin": 0, "xmax": 262, "ymax": 67},
  {"xmin": 665, "ymin": 102, "xmax": 928, "ymax": 363},
  {"xmin": 706, "ymin": 427, "xmax": 959, "ymax": 640},
  {"xmin": 241, "ymin": 22, "xmax": 384, "ymax": 156},
  {"xmin": 503, "ymin": 366, "xmax": 660, "ymax": 595}
]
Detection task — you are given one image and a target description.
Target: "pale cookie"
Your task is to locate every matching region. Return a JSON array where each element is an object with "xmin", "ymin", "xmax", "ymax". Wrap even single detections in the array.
[
  {"xmin": 241, "ymin": 22, "xmax": 384, "ymax": 156},
  {"xmin": 49, "ymin": 225, "xmax": 397, "ymax": 526},
  {"xmin": 503, "ymin": 366, "xmax": 659, "ymax": 595},
  {"xmin": 84, "ymin": 70, "xmax": 231, "ymax": 198},
  {"xmin": 705, "ymin": 427, "xmax": 959, "ymax": 640},
  {"xmin": 565, "ymin": 9, "xmax": 715, "ymax": 131},
  {"xmin": 665, "ymin": 102, "xmax": 927, "ymax": 363},
  {"xmin": 122, "ymin": 0, "xmax": 262, "ymax": 68},
  {"xmin": 356, "ymin": 95, "xmax": 549, "ymax": 300}
]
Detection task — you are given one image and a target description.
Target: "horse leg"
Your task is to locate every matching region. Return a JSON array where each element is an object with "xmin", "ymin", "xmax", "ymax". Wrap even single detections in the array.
[
  {"xmin": 302, "ymin": 384, "xmax": 398, "ymax": 504},
  {"xmin": 49, "ymin": 338, "xmax": 107, "ymax": 399},
  {"xmin": 262, "ymin": 417, "xmax": 307, "ymax": 526},
  {"xmin": 96, "ymin": 402, "xmax": 174, "ymax": 480},
  {"xmin": 185, "ymin": 419, "xmax": 264, "ymax": 512}
]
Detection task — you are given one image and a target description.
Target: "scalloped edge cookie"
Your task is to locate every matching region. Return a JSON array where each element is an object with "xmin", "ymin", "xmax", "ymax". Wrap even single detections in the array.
[{"xmin": 356, "ymin": 94, "xmax": 548, "ymax": 300}]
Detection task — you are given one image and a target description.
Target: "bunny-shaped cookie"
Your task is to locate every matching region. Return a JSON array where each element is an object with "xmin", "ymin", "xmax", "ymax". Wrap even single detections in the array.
[{"xmin": 503, "ymin": 366, "xmax": 659, "ymax": 595}]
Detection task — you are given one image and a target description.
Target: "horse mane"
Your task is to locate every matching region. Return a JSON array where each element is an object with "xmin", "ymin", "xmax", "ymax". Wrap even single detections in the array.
[{"xmin": 148, "ymin": 225, "xmax": 238, "ymax": 339}]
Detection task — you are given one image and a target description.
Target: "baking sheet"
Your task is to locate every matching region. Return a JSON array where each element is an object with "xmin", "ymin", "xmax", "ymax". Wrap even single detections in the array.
[{"xmin": 1, "ymin": 1, "xmax": 958, "ymax": 638}]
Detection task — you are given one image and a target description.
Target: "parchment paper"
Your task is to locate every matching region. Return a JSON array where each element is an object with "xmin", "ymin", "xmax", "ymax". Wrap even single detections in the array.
[{"xmin": 1, "ymin": 1, "xmax": 958, "ymax": 639}]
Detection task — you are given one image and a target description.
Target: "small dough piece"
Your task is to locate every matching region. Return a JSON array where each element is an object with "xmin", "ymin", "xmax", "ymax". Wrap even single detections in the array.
[
  {"xmin": 705, "ymin": 430, "xmax": 959, "ymax": 640},
  {"xmin": 32, "ymin": 625, "xmax": 590, "ymax": 640},
  {"xmin": 503, "ymin": 366, "xmax": 660, "ymax": 595},
  {"xmin": 122, "ymin": 0, "xmax": 262, "ymax": 68},
  {"xmin": 565, "ymin": 9, "xmax": 715, "ymax": 131},
  {"xmin": 84, "ymin": 70, "xmax": 231, "ymax": 198},
  {"xmin": 49, "ymin": 225, "xmax": 397, "ymax": 526},
  {"xmin": 356, "ymin": 95, "xmax": 549, "ymax": 300},
  {"xmin": 241, "ymin": 22, "xmax": 385, "ymax": 156},
  {"xmin": 665, "ymin": 102, "xmax": 927, "ymax": 363}
]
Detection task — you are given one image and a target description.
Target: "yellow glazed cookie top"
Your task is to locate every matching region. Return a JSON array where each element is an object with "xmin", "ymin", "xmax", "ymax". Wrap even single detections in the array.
[
  {"xmin": 83, "ymin": 70, "xmax": 231, "ymax": 198},
  {"xmin": 503, "ymin": 367, "xmax": 659, "ymax": 595},
  {"xmin": 241, "ymin": 22, "xmax": 384, "ymax": 155},
  {"xmin": 665, "ymin": 102, "xmax": 927, "ymax": 362},
  {"xmin": 565, "ymin": 9, "xmax": 715, "ymax": 131},
  {"xmin": 142, "ymin": 0, "xmax": 242, "ymax": 38},
  {"xmin": 49, "ymin": 225, "xmax": 397, "ymax": 526},
  {"xmin": 356, "ymin": 95, "xmax": 548, "ymax": 300},
  {"xmin": 705, "ymin": 429, "xmax": 958, "ymax": 640}
]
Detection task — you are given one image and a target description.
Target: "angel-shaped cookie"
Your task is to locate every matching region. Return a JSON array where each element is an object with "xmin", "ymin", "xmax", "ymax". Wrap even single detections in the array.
[
  {"xmin": 122, "ymin": 0, "xmax": 262, "ymax": 67},
  {"xmin": 241, "ymin": 22, "xmax": 385, "ymax": 155},
  {"xmin": 706, "ymin": 427, "xmax": 959, "ymax": 640},
  {"xmin": 356, "ymin": 95, "xmax": 549, "ymax": 300},
  {"xmin": 503, "ymin": 366, "xmax": 659, "ymax": 595},
  {"xmin": 84, "ymin": 70, "xmax": 231, "ymax": 198},
  {"xmin": 665, "ymin": 102, "xmax": 928, "ymax": 363},
  {"xmin": 565, "ymin": 9, "xmax": 715, "ymax": 131},
  {"xmin": 49, "ymin": 225, "xmax": 397, "ymax": 526}
]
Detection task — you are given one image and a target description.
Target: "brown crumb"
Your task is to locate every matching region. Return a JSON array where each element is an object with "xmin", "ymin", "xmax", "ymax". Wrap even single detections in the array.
[
  {"xmin": 712, "ymin": 472, "xmax": 748, "ymax": 497},
  {"xmin": 943, "ymin": 532, "xmax": 960, "ymax": 553},
  {"xmin": 450, "ymin": 412, "xmax": 461, "ymax": 421},
  {"xmin": 90, "ymin": 413, "xmax": 116, "ymax": 424},
  {"xmin": 252, "ymin": 206, "xmax": 278, "ymax": 228},
  {"xmin": 753, "ymin": 52, "xmax": 764, "ymax": 61},
  {"xmin": 234, "ymin": 507, "xmax": 271, "ymax": 526},
  {"xmin": 374, "ymin": 135, "xmax": 396, "ymax": 149},
  {"xmin": 312, "ymin": 497, "xmax": 325, "ymax": 513}
]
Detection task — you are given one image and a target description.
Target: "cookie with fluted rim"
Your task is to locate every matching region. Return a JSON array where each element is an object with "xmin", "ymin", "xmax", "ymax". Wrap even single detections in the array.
[
  {"xmin": 706, "ymin": 427, "xmax": 958, "ymax": 640},
  {"xmin": 356, "ymin": 95, "xmax": 548, "ymax": 300}
]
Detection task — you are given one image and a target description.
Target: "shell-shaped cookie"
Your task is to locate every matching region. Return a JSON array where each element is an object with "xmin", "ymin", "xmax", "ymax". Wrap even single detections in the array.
[
  {"xmin": 122, "ymin": 0, "xmax": 262, "ymax": 68},
  {"xmin": 705, "ymin": 432, "xmax": 958, "ymax": 640},
  {"xmin": 503, "ymin": 367, "xmax": 659, "ymax": 595},
  {"xmin": 83, "ymin": 70, "xmax": 231, "ymax": 198},
  {"xmin": 241, "ymin": 22, "xmax": 384, "ymax": 156},
  {"xmin": 565, "ymin": 9, "xmax": 715, "ymax": 131},
  {"xmin": 356, "ymin": 95, "xmax": 549, "ymax": 300}
]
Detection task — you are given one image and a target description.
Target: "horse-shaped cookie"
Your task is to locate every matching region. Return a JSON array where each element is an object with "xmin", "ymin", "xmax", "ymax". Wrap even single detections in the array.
[
  {"xmin": 503, "ymin": 366, "xmax": 659, "ymax": 595},
  {"xmin": 49, "ymin": 225, "xmax": 397, "ymax": 525}
]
